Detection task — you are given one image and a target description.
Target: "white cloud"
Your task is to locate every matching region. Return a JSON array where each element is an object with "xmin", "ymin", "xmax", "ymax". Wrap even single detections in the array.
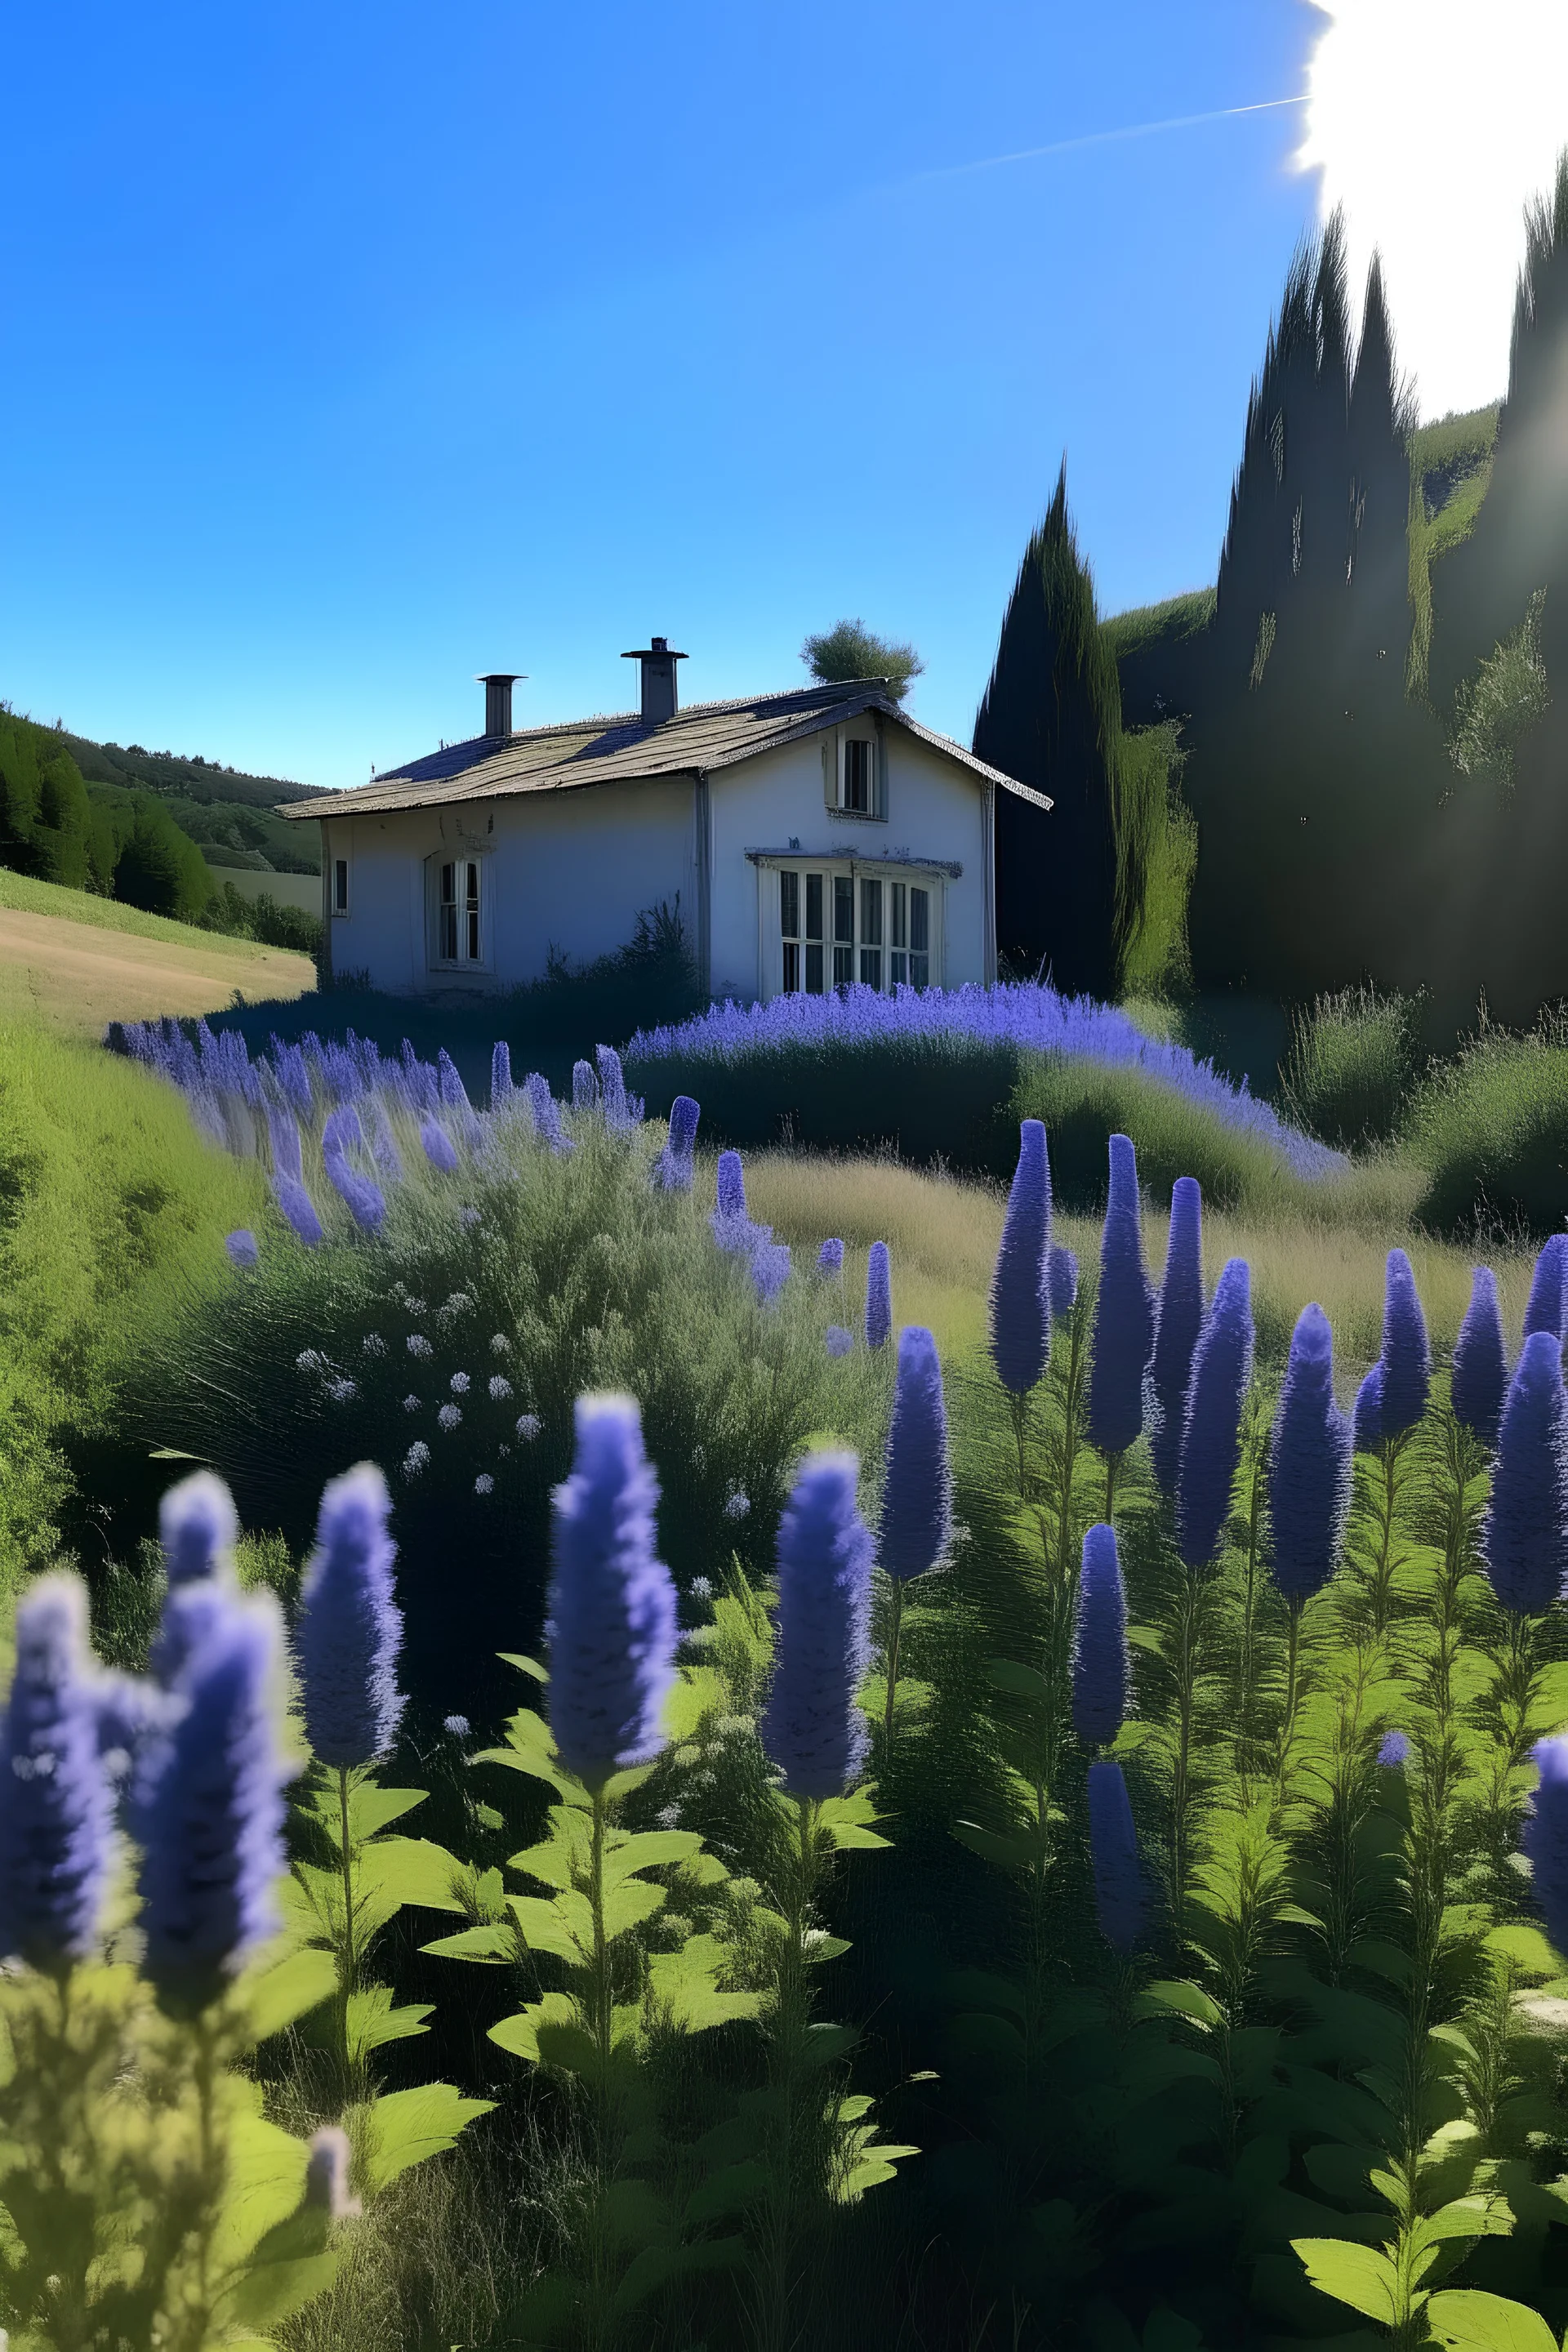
[{"xmin": 1298, "ymin": 0, "xmax": 1568, "ymax": 418}]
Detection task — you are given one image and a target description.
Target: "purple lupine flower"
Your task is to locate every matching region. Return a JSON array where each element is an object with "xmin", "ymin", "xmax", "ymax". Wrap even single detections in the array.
[
  {"xmin": 0, "ymin": 1575, "xmax": 116, "ymax": 1967},
  {"xmin": 653, "ymin": 1094, "xmax": 699, "ymax": 1189},
  {"xmin": 1482, "ymin": 1331, "xmax": 1568, "ymax": 1615},
  {"xmin": 421, "ymin": 1119, "xmax": 459, "ymax": 1174},
  {"xmin": 571, "ymin": 1059, "xmax": 598, "ymax": 1112},
  {"xmin": 1047, "ymin": 1245, "xmax": 1078, "ymax": 1323},
  {"xmin": 1086, "ymin": 1759, "xmax": 1144, "ymax": 1955},
  {"xmin": 323, "ymin": 1107, "xmax": 385, "ymax": 1233},
  {"xmin": 760, "ymin": 1450, "xmax": 873, "ymax": 1800},
  {"xmin": 1379, "ymin": 1731, "xmax": 1410, "ymax": 1768},
  {"xmin": 988, "ymin": 1119, "xmax": 1051, "ymax": 1395},
  {"xmin": 1149, "ymin": 1178, "xmax": 1205, "ymax": 1499},
  {"xmin": 879, "ymin": 1326, "xmax": 952, "ymax": 1581},
  {"xmin": 266, "ymin": 1103, "xmax": 305, "ymax": 1185},
  {"xmin": 274, "ymin": 1175, "xmax": 324, "ymax": 1249},
  {"xmin": 1452, "ymin": 1267, "xmax": 1508, "ymax": 1449},
  {"xmin": 524, "ymin": 1072, "xmax": 573, "ymax": 1154},
  {"xmin": 817, "ymin": 1238, "xmax": 845, "ymax": 1279},
  {"xmin": 1353, "ymin": 1361, "xmax": 1384, "ymax": 1453},
  {"xmin": 716, "ymin": 1151, "xmax": 747, "ymax": 1222},
  {"xmin": 1524, "ymin": 1736, "xmax": 1568, "ymax": 1955},
  {"xmin": 1087, "ymin": 1134, "xmax": 1156, "ymax": 1456},
  {"xmin": 437, "ymin": 1049, "xmax": 470, "ymax": 1111},
  {"xmin": 865, "ymin": 1241, "xmax": 892, "ymax": 1351},
  {"xmin": 826, "ymin": 1325, "xmax": 854, "ymax": 1358},
  {"xmin": 368, "ymin": 1104, "xmax": 403, "ymax": 1183},
  {"xmin": 492, "ymin": 1040, "xmax": 514, "ymax": 1107},
  {"xmin": 751, "ymin": 1239, "xmax": 793, "ymax": 1303},
  {"xmin": 225, "ymin": 1228, "xmax": 260, "ymax": 1270},
  {"xmin": 136, "ymin": 1590, "xmax": 292, "ymax": 2011},
  {"xmin": 548, "ymin": 1395, "xmax": 679, "ymax": 1788},
  {"xmin": 161, "ymin": 1472, "xmax": 239, "ymax": 1588},
  {"xmin": 1269, "ymin": 1304, "xmax": 1352, "ymax": 1605},
  {"xmin": 1175, "ymin": 1258, "xmax": 1254, "ymax": 1570},
  {"xmin": 305, "ymin": 2125, "xmax": 361, "ymax": 2219},
  {"xmin": 295, "ymin": 1464, "xmax": 405, "ymax": 1768},
  {"xmin": 1524, "ymin": 1235, "xmax": 1568, "ymax": 1344},
  {"xmin": 1379, "ymin": 1250, "xmax": 1431, "ymax": 1440},
  {"xmin": 596, "ymin": 1045, "xmax": 636, "ymax": 1130},
  {"xmin": 1072, "ymin": 1524, "xmax": 1129, "ymax": 1747}
]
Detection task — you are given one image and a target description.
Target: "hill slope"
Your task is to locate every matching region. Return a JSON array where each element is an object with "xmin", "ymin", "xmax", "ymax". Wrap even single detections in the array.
[{"xmin": 57, "ymin": 724, "xmax": 327, "ymax": 875}]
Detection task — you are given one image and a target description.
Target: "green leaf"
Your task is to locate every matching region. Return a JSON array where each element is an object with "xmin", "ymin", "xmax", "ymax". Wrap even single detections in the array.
[
  {"xmin": 1134, "ymin": 1980, "xmax": 1222, "ymax": 2030},
  {"xmin": 952, "ymin": 1820, "xmax": 1039, "ymax": 1871},
  {"xmin": 684, "ymin": 2159, "xmax": 769, "ymax": 2225},
  {"xmin": 604, "ymin": 1829, "xmax": 705, "ymax": 1879},
  {"xmin": 987, "ymin": 1658, "xmax": 1053, "ymax": 1700},
  {"xmin": 601, "ymin": 1877, "xmax": 668, "ymax": 1940},
  {"xmin": 345, "ymin": 1984, "xmax": 434, "ymax": 2062},
  {"xmin": 509, "ymin": 1891, "xmax": 593, "ymax": 1964},
  {"xmin": 1425, "ymin": 2292, "xmax": 1561, "ymax": 2352},
  {"xmin": 823, "ymin": 1822, "xmax": 892, "ymax": 1851},
  {"xmin": 225, "ymin": 2253, "xmax": 339, "ymax": 2329},
  {"xmin": 497, "ymin": 1651, "xmax": 548, "ymax": 1681},
  {"xmin": 1292, "ymin": 2239, "xmax": 1405, "ymax": 2324},
  {"xmin": 239, "ymin": 1948, "xmax": 338, "ymax": 2043},
  {"xmin": 1412, "ymin": 2198, "xmax": 1514, "ymax": 2252},
  {"xmin": 420, "ymin": 1922, "xmax": 516, "ymax": 1964},
  {"xmin": 357, "ymin": 1837, "xmax": 466, "ymax": 1917},
  {"xmin": 357, "ymin": 2083, "xmax": 494, "ymax": 2194},
  {"xmin": 488, "ymin": 1991, "xmax": 581, "ymax": 2066}
]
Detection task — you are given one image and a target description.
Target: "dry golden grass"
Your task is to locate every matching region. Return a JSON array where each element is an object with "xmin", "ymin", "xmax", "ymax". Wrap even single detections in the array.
[
  {"xmin": 745, "ymin": 1149, "xmax": 1535, "ymax": 1381},
  {"xmin": 0, "ymin": 904, "xmax": 313, "ymax": 1033}
]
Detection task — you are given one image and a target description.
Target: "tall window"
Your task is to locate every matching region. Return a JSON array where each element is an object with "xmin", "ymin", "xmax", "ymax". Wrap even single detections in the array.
[
  {"xmin": 437, "ymin": 858, "xmax": 482, "ymax": 964},
  {"xmin": 840, "ymin": 737, "xmax": 873, "ymax": 813},
  {"xmin": 779, "ymin": 866, "xmax": 933, "ymax": 996},
  {"xmin": 332, "ymin": 858, "xmax": 349, "ymax": 915}
]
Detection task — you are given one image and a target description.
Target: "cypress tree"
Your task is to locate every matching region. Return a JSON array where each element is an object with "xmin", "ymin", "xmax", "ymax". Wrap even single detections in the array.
[{"xmin": 975, "ymin": 464, "xmax": 1122, "ymax": 996}]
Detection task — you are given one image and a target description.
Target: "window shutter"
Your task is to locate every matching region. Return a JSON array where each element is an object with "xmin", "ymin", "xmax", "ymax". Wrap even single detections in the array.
[{"xmin": 823, "ymin": 734, "xmax": 837, "ymax": 811}]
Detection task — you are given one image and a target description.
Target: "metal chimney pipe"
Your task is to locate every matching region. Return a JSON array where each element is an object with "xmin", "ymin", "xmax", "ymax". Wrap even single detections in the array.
[
  {"xmin": 477, "ymin": 673, "xmax": 523, "ymax": 740},
  {"xmin": 620, "ymin": 635, "xmax": 687, "ymax": 727}
]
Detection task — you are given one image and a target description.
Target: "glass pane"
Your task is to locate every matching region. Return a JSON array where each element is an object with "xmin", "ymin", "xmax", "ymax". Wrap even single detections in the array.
[
  {"xmin": 910, "ymin": 953, "xmax": 929, "ymax": 991},
  {"xmin": 910, "ymin": 887, "xmax": 929, "ymax": 952},
  {"xmin": 334, "ymin": 860, "xmax": 348, "ymax": 912},
  {"xmin": 439, "ymin": 905, "xmax": 457, "ymax": 960},
  {"xmin": 441, "ymin": 862, "xmax": 456, "ymax": 906},
  {"xmin": 833, "ymin": 875, "xmax": 854, "ymax": 944},
  {"xmin": 890, "ymin": 882, "xmax": 906, "ymax": 947},
  {"xmin": 860, "ymin": 878, "xmax": 882, "ymax": 946},
  {"xmin": 782, "ymin": 941, "xmax": 800, "ymax": 992},
  {"xmin": 859, "ymin": 947, "xmax": 882, "ymax": 989},
  {"xmin": 780, "ymin": 870, "xmax": 800, "ymax": 938},
  {"xmin": 805, "ymin": 942, "xmax": 824, "ymax": 993},
  {"xmin": 466, "ymin": 862, "xmax": 480, "ymax": 908},
  {"xmin": 890, "ymin": 951, "xmax": 907, "ymax": 987},
  {"xmin": 833, "ymin": 943, "xmax": 854, "ymax": 987},
  {"xmin": 467, "ymin": 907, "xmax": 480, "ymax": 960},
  {"xmin": 805, "ymin": 872, "xmax": 823, "ymax": 940}
]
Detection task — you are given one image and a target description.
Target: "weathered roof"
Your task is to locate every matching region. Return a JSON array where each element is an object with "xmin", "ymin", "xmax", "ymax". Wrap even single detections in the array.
[{"xmin": 277, "ymin": 677, "xmax": 1050, "ymax": 821}]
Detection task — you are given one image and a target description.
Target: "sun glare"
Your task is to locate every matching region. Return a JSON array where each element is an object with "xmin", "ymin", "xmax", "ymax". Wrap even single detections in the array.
[{"xmin": 1298, "ymin": 0, "xmax": 1568, "ymax": 418}]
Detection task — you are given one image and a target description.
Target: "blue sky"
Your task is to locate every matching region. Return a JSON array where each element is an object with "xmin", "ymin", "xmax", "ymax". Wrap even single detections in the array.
[{"xmin": 2, "ymin": 2, "xmax": 1336, "ymax": 786}]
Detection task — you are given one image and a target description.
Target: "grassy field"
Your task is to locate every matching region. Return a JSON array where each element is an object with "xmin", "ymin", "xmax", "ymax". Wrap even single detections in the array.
[
  {"xmin": 0, "ymin": 866, "xmax": 315, "ymax": 1030},
  {"xmin": 746, "ymin": 1147, "xmax": 1534, "ymax": 1374}
]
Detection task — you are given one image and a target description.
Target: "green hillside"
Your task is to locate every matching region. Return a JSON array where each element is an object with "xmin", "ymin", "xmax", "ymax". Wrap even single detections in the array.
[{"xmin": 57, "ymin": 723, "xmax": 326, "ymax": 875}]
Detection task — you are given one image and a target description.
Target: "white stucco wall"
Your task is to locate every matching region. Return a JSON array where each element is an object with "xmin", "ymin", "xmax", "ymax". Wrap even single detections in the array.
[
  {"xmin": 319, "ymin": 777, "xmax": 695, "ymax": 996},
  {"xmin": 314, "ymin": 716, "xmax": 996, "ymax": 1000},
  {"xmin": 704, "ymin": 724, "xmax": 995, "ymax": 1001}
]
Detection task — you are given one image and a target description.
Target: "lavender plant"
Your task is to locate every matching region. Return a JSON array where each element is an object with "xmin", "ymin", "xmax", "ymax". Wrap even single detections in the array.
[
  {"xmin": 1149, "ymin": 1174, "xmax": 1204, "ymax": 1499},
  {"xmin": 1071, "ymin": 1523, "xmax": 1129, "ymax": 1748},
  {"xmin": 988, "ymin": 1117, "xmax": 1051, "ymax": 1405},
  {"xmin": 1451, "ymin": 1264, "xmax": 1508, "ymax": 1449},
  {"xmin": 864, "ymin": 1240, "xmax": 892, "ymax": 1352},
  {"xmin": 1087, "ymin": 1133, "xmax": 1155, "ymax": 1512},
  {"xmin": 876, "ymin": 1325, "xmax": 952, "ymax": 1748}
]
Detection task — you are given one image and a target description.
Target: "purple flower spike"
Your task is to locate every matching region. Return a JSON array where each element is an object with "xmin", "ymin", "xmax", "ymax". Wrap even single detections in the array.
[
  {"xmin": 305, "ymin": 2125, "xmax": 361, "ymax": 2219},
  {"xmin": 491, "ymin": 1040, "xmax": 514, "ymax": 1106},
  {"xmin": 1353, "ymin": 1361, "xmax": 1384, "ymax": 1453},
  {"xmin": 751, "ymin": 1238, "xmax": 793, "ymax": 1303},
  {"xmin": 1524, "ymin": 1235, "xmax": 1568, "ymax": 1344},
  {"xmin": 225, "ymin": 1229, "xmax": 260, "ymax": 1270},
  {"xmin": 596, "ymin": 1045, "xmax": 637, "ymax": 1130},
  {"xmin": 655, "ymin": 1094, "xmax": 700, "ymax": 1187},
  {"xmin": 1072, "ymin": 1525, "xmax": 1129, "ymax": 1747},
  {"xmin": 716, "ymin": 1151, "xmax": 747, "ymax": 1223},
  {"xmin": 1175, "ymin": 1258, "xmax": 1254, "ymax": 1570},
  {"xmin": 1379, "ymin": 1250, "xmax": 1431, "ymax": 1440},
  {"xmin": 1379, "ymin": 1731, "xmax": 1410, "ymax": 1768},
  {"xmin": 323, "ymin": 1109, "xmax": 385, "ymax": 1233},
  {"xmin": 161, "ymin": 1471, "xmax": 239, "ymax": 1589},
  {"xmin": 548, "ymin": 1395, "xmax": 679, "ymax": 1790},
  {"xmin": 0, "ymin": 1574, "xmax": 116, "ymax": 1968},
  {"xmin": 266, "ymin": 1105, "xmax": 305, "ymax": 1185},
  {"xmin": 1047, "ymin": 1245, "xmax": 1078, "ymax": 1323},
  {"xmin": 826, "ymin": 1325, "xmax": 854, "ymax": 1358},
  {"xmin": 865, "ymin": 1241, "xmax": 893, "ymax": 1351},
  {"xmin": 818, "ymin": 1238, "xmax": 845, "ymax": 1279},
  {"xmin": 274, "ymin": 1174, "xmax": 324, "ymax": 1249},
  {"xmin": 1269, "ymin": 1304, "xmax": 1352, "ymax": 1605},
  {"xmin": 524, "ymin": 1072, "xmax": 573, "ymax": 1154},
  {"xmin": 437, "ymin": 1049, "xmax": 470, "ymax": 1111},
  {"xmin": 421, "ymin": 1119, "xmax": 460, "ymax": 1174},
  {"xmin": 1452, "ymin": 1267, "xmax": 1508, "ymax": 1449},
  {"xmin": 136, "ymin": 1590, "xmax": 292, "ymax": 2011},
  {"xmin": 760, "ymin": 1450, "xmax": 873, "ymax": 1800},
  {"xmin": 1482, "ymin": 1331, "xmax": 1568, "ymax": 1616},
  {"xmin": 1088, "ymin": 1134, "xmax": 1156, "ymax": 1456},
  {"xmin": 1524, "ymin": 1736, "xmax": 1568, "ymax": 1956},
  {"xmin": 296, "ymin": 1463, "xmax": 405, "ymax": 1768},
  {"xmin": 880, "ymin": 1327, "xmax": 952, "ymax": 1582},
  {"xmin": 989, "ymin": 1120, "xmax": 1051, "ymax": 1396},
  {"xmin": 572, "ymin": 1059, "xmax": 599, "ymax": 1111},
  {"xmin": 1086, "ymin": 1759, "xmax": 1144, "ymax": 1956},
  {"xmin": 1149, "ymin": 1178, "xmax": 1205, "ymax": 1500}
]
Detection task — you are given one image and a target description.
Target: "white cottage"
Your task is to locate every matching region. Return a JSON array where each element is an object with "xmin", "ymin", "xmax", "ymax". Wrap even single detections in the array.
[{"xmin": 279, "ymin": 644, "xmax": 1047, "ymax": 1002}]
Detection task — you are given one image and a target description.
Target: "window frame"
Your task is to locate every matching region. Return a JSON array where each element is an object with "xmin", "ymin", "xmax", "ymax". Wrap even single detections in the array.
[
  {"xmin": 834, "ymin": 729, "xmax": 883, "ymax": 819},
  {"xmin": 425, "ymin": 849, "xmax": 490, "ymax": 974},
  {"xmin": 768, "ymin": 857, "xmax": 939, "ymax": 1001},
  {"xmin": 332, "ymin": 857, "xmax": 350, "ymax": 916}
]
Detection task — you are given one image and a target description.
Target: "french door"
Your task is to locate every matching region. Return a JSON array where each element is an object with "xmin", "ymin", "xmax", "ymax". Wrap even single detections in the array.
[{"xmin": 775, "ymin": 864, "xmax": 933, "ymax": 996}]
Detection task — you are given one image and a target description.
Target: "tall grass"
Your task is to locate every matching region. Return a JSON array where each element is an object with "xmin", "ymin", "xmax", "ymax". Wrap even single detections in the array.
[
  {"xmin": 1281, "ymin": 982, "xmax": 1423, "ymax": 1150},
  {"xmin": 1403, "ymin": 1016, "xmax": 1568, "ymax": 1237},
  {"xmin": 0, "ymin": 1013, "xmax": 266, "ymax": 1592}
]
